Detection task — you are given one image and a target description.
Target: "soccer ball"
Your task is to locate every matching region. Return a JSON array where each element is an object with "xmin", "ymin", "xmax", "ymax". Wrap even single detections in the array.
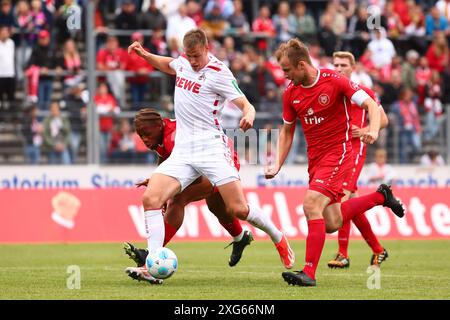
[{"xmin": 146, "ymin": 247, "xmax": 178, "ymax": 279}]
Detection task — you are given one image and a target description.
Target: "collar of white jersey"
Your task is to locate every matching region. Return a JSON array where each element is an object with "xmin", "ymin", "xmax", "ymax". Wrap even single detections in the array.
[{"xmin": 301, "ymin": 68, "xmax": 321, "ymax": 88}]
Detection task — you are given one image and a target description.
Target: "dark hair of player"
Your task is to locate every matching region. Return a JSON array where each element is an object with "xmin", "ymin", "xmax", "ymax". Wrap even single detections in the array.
[{"xmin": 134, "ymin": 108, "xmax": 162, "ymax": 129}]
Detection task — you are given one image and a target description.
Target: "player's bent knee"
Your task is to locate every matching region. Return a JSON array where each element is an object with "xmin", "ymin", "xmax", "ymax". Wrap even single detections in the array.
[
  {"xmin": 227, "ymin": 204, "xmax": 249, "ymax": 220},
  {"xmin": 325, "ymin": 216, "xmax": 342, "ymax": 233},
  {"xmin": 142, "ymin": 193, "xmax": 165, "ymax": 210}
]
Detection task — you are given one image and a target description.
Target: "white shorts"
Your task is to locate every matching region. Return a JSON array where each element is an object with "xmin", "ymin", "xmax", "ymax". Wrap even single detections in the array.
[{"xmin": 152, "ymin": 136, "xmax": 240, "ymax": 191}]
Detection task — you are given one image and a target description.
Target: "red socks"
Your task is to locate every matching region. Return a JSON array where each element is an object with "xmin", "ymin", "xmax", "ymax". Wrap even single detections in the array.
[
  {"xmin": 219, "ymin": 218, "xmax": 243, "ymax": 238},
  {"xmin": 352, "ymin": 213, "xmax": 384, "ymax": 254},
  {"xmin": 341, "ymin": 192, "xmax": 384, "ymax": 224},
  {"xmin": 338, "ymin": 221, "xmax": 351, "ymax": 257},
  {"xmin": 302, "ymin": 219, "xmax": 325, "ymax": 280},
  {"xmin": 163, "ymin": 221, "xmax": 178, "ymax": 246}
]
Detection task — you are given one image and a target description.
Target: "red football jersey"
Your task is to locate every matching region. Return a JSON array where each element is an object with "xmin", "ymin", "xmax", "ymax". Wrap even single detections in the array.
[
  {"xmin": 283, "ymin": 69, "xmax": 370, "ymax": 157},
  {"xmin": 350, "ymin": 85, "xmax": 380, "ymax": 131},
  {"xmin": 153, "ymin": 118, "xmax": 176, "ymax": 161}
]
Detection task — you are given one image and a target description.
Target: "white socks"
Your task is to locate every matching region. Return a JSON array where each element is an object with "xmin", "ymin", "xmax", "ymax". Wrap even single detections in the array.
[
  {"xmin": 144, "ymin": 209, "xmax": 165, "ymax": 252},
  {"xmin": 246, "ymin": 204, "xmax": 283, "ymax": 243}
]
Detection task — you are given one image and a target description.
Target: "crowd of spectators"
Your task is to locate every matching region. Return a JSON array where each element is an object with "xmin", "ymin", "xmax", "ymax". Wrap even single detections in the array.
[{"xmin": 0, "ymin": 0, "xmax": 449, "ymax": 165}]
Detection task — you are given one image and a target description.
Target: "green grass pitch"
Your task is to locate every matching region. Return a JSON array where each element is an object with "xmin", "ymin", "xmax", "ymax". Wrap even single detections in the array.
[{"xmin": 1, "ymin": 240, "xmax": 449, "ymax": 300}]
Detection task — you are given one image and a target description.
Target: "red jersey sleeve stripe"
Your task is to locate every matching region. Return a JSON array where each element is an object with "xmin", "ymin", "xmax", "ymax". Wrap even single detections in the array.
[{"xmin": 206, "ymin": 65, "xmax": 221, "ymax": 72}]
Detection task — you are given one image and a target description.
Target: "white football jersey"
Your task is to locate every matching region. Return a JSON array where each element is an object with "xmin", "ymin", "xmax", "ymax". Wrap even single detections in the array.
[{"xmin": 169, "ymin": 54, "xmax": 244, "ymax": 145}]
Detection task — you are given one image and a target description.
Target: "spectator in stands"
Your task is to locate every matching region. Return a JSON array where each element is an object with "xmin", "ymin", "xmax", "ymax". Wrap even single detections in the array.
[
  {"xmin": 346, "ymin": 5, "xmax": 372, "ymax": 59},
  {"xmin": 425, "ymin": 31, "xmax": 449, "ymax": 73},
  {"xmin": 54, "ymin": 0, "xmax": 82, "ymax": 45},
  {"xmin": 404, "ymin": 3, "xmax": 427, "ymax": 54},
  {"xmin": 250, "ymin": 54, "xmax": 276, "ymax": 103},
  {"xmin": 227, "ymin": 0, "xmax": 249, "ymax": 39},
  {"xmin": 420, "ymin": 147, "xmax": 446, "ymax": 167},
  {"xmin": 0, "ymin": 0, "xmax": 15, "ymax": 28},
  {"xmin": 0, "ymin": 26, "xmax": 15, "ymax": 113},
  {"xmin": 392, "ymin": 88, "xmax": 422, "ymax": 163},
  {"xmin": 115, "ymin": 0, "xmax": 139, "ymax": 47},
  {"xmin": 96, "ymin": 35, "xmax": 127, "ymax": 108},
  {"xmin": 367, "ymin": 27, "xmax": 396, "ymax": 70},
  {"xmin": 222, "ymin": 36, "xmax": 238, "ymax": 62},
  {"xmin": 317, "ymin": 13, "xmax": 337, "ymax": 57},
  {"xmin": 416, "ymin": 56, "xmax": 432, "ymax": 105},
  {"xmin": 166, "ymin": 3, "xmax": 196, "ymax": 51},
  {"xmin": 229, "ymin": 55, "xmax": 257, "ymax": 103},
  {"xmin": 62, "ymin": 84, "xmax": 86, "ymax": 164},
  {"xmin": 95, "ymin": 82, "xmax": 120, "ymax": 164},
  {"xmin": 272, "ymin": 1, "xmax": 296, "ymax": 45},
  {"xmin": 293, "ymin": 1, "xmax": 316, "ymax": 43},
  {"xmin": 366, "ymin": 148, "xmax": 397, "ymax": 186},
  {"xmin": 425, "ymin": 6, "xmax": 449, "ymax": 36},
  {"xmin": 152, "ymin": 0, "xmax": 185, "ymax": 19},
  {"xmin": 186, "ymin": 0, "xmax": 203, "ymax": 26},
  {"xmin": 201, "ymin": 2, "xmax": 228, "ymax": 38},
  {"xmin": 384, "ymin": 0, "xmax": 404, "ymax": 38},
  {"xmin": 30, "ymin": 0, "xmax": 49, "ymax": 32},
  {"xmin": 14, "ymin": 0, "xmax": 34, "ymax": 81},
  {"xmin": 378, "ymin": 69, "xmax": 404, "ymax": 110},
  {"xmin": 204, "ymin": 0, "xmax": 234, "ymax": 19},
  {"xmin": 60, "ymin": 38, "xmax": 83, "ymax": 92},
  {"xmin": 436, "ymin": 0, "xmax": 450, "ymax": 22},
  {"xmin": 139, "ymin": 0, "xmax": 167, "ymax": 31},
  {"xmin": 322, "ymin": 0, "xmax": 347, "ymax": 37},
  {"xmin": 401, "ymin": 49, "xmax": 419, "ymax": 91},
  {"xmin": 257, "ymin": 82, "xmax": 281, "ymax": 123},
  {"xmin": 26, "ymin": 29, "xmax": 59, "ymax": 111},
  {"xmin": 109, "ymin": 118, "xmax": 136, "ymax": 164},
  {"xmin": 423, "ymin": 71, "xmax": 444, "ymax": 141},
  {"xmin": 126, "ymin": 31, "xmax": 153, "ymax": 111},
  {"xmin": 43, "ymin": 102, "xmax": 71, "ymax": 165},
  {"xmin": 147, "ymin": 27, "xmax": 168, "ymax": 56},
  {"xmin": 21, "ymin": 105, "xmax": 43, "ymax": 164},
  {"xmin": 352, "ymin": 61, "xmax": 373, "ymax": 88},
  {"xmin": 94, "ymin": 0, "xmax": 109, "ymax": 50},
  {"xmin": 252, "ymin": 4, "xmax": 275, "ymax": 52}
]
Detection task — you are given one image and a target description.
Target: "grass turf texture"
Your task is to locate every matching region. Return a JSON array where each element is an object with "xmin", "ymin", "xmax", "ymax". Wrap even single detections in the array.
[{"xmin": 1, "ymin": 240, "xmax": 449, "ymax": 300}]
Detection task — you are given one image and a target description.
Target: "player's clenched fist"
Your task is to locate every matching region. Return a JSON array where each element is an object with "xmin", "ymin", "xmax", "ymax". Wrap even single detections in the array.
[
  {"xmin": 239, "ymin": 116, "xmax": 253, "ymax": 132},
  {"xmin": 264, "ymin": 165, "xmax": 280, "ymax": 179},
  {"xmin": 128, "ymin": 41, "xmax": 146, "ymax": 57},
  {"xmin": 361, "ymin": 131, "xmax": 378, "ymax": 145}
]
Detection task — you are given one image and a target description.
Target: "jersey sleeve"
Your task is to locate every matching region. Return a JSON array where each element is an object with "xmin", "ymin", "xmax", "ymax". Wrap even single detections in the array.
[
  {"xmin": 168, "ymin": 56, "xmax": 180, "ymax": 72},
  {"xmin": 282, "ymin": 88, "xmax": 296, "ymax": 124},
  {"xmin": 213, "ymin": 70, "xmax": 245, "ymax": 101},
  {"xmin": 337, "ymin": 76, "xmax": 371, "ymax": 107}
]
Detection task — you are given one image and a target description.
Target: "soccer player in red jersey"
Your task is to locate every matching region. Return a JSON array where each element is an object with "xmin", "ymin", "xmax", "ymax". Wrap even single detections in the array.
[
  {"xmin": 265, "ymin": 39, "xmax": 405, "ymax": 287},
  {"xmin": 327, "ymin": 51, "xmax": 390, "ymax": 269}
]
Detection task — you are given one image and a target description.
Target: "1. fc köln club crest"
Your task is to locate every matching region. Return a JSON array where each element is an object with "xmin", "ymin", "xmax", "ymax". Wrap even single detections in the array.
[{"xmin": 318, "ymin": 94, "xmax": 330, "ymax": 106}]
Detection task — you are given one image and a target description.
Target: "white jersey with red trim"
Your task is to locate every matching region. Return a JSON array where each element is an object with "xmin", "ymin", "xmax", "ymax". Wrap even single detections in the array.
[{"xmin": 169, "ymin": 53, "xmax": 244, "ymax": 145}]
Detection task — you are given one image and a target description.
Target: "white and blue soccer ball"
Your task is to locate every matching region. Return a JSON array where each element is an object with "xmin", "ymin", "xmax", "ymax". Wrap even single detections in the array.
[{"xmin": 146, "ymin": 247, "xmax": 178, "ymax": 279}]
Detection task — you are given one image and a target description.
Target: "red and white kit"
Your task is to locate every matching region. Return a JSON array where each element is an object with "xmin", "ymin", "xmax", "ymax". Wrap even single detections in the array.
[
  {"xmin": 152, "ymin": 54, "xmax": 244, "ymax": 190},
  {"xmin": 282, "ymin": 69, "xmax": 371, "ymax": 203}
]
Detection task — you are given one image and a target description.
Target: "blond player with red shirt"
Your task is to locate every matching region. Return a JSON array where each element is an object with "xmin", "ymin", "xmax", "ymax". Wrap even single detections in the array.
[
  {"xmin": 265, "ymin": 39, "xmax": 405, "ymax": 287},
  {"xmin": 327, "ymin": 51, "xmax": 390, "ymax": 269}
]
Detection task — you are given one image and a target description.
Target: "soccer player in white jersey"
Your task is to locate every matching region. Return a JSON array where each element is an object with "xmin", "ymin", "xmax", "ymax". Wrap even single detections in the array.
[{"xmin": 125, "ymin": 29, "xmax": 295, "ymax": 284}]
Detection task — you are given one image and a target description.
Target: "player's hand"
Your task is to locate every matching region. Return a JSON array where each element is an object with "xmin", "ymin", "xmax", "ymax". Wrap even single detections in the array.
[
  {"xmin": 135, "ymin": 178, "xmax": 149, "ymax": 188},
  {"xmin": 128, "ymin": 41, "xmax": 146, "ymax": 57},
  {"xmin": 352, "ymin": 125, "xmax": 368, "ymax": 138},
  {"xmin": 361, "ymin": 131, "xmax": 378, "ymax": 144},
  {"xmin": 264, "ymin": 165, "xmax": 280, "ymax": 179},
  {"xmin": 239, "ymin": 116, "xmax": 253, "ymax": 132}
]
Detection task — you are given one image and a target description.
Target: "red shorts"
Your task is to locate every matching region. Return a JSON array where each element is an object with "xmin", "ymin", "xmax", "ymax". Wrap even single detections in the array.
[
  {"xmin": 308, "ymin": 143, "xmax": 353, "ymax": 204},
  {"xmin": 342, "ymin": 139, "xmax": 367, "ymax": 193}
]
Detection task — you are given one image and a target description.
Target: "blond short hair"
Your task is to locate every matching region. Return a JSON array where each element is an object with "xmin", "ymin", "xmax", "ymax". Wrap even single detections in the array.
[
  {"xmin": 183, "ymin": 29, "xmax": 208, "ymax": 49},
  {"xmin": 332, "ymin": 51, "xmax": 356, "ymax": 66},
  {"xmin": 275, "ymin": 38, "xmax": 312, "ymax": 66}
]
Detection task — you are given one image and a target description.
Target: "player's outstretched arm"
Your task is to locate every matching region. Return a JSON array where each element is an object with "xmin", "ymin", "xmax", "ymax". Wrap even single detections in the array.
[
  {"xmin": 128, "ymin": 41, "xmax": 176, "ymax": 76},
  {"xmin": 264, "ymin": 122, "xmax": 296, "ymax": 179},
  {"xmin": 352, "ymin": 106, "xmax": 389, "ymax": 138},
  {"xmin": 232, "ymin": 96, "xmax": 255, "ymax": 132}
]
